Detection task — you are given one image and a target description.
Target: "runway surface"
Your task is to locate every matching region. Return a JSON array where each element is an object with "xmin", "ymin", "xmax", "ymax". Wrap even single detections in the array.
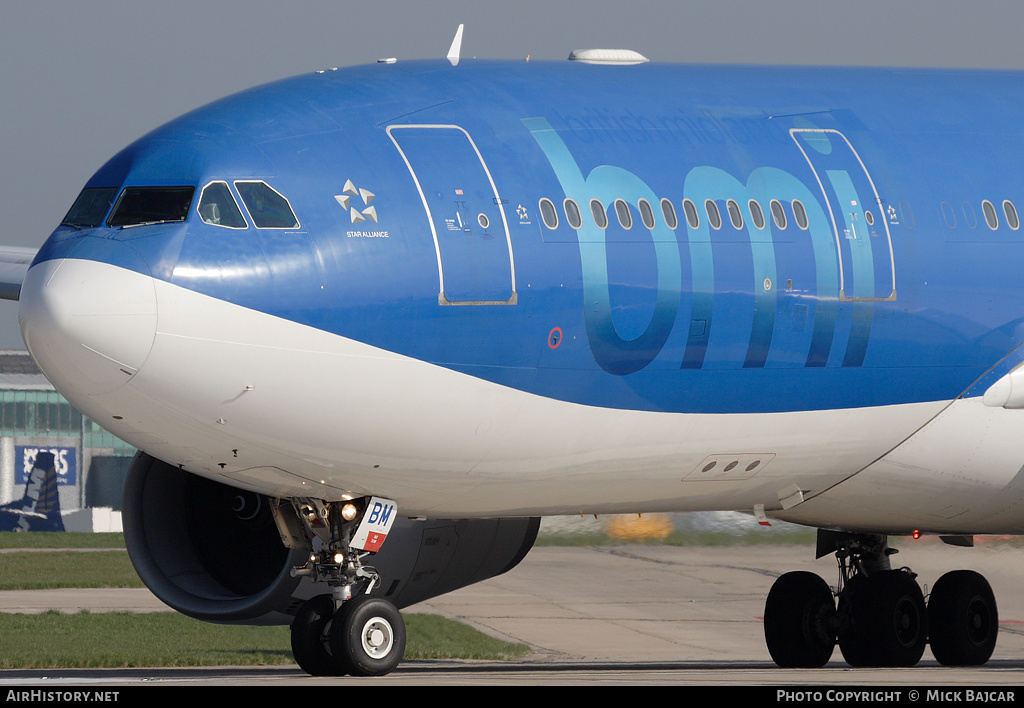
[{"xmin": 1, "ymin": 540, "xmax": 1023, "ymax": 685}]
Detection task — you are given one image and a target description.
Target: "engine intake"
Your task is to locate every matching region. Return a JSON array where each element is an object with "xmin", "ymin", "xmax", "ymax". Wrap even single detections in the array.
[{"xmin": 122, "ymin": 453, "xmax": 539, "ymax": 625}]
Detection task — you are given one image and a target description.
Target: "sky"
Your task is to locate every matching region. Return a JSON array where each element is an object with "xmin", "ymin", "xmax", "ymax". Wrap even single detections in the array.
[{"xmin": 2, "ymin": 0, "xmax": 1024, "ymax": 349}]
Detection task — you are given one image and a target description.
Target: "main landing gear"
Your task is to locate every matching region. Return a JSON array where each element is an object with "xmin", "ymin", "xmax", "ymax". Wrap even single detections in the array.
[
  {"xmin": 764, "ymin": 532, "xmax": 998, "ymax": 668},
  {"xmin": 279, "ymin": 497, "xmax": 406, "ymax": 676}
]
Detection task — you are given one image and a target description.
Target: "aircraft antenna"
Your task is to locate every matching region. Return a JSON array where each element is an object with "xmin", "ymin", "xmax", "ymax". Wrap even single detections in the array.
[{"xmin": 447, "ymin": 24, "xmax": 464, "ymax": 66}]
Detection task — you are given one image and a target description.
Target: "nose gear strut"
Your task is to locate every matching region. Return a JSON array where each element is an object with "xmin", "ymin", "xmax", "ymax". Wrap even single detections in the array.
[{"xmin": 274, "ymin": 496, "xmax": 406, "ymax": 676}]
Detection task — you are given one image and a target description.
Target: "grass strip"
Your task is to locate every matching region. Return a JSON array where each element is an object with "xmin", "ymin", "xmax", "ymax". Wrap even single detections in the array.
[
  {"xmin": 0, "ymin": 532, "xmax": 125, "ymax": 549},
  {"xmin": 0, "ymin": 611, "xmax": 528, "ymax": 669},
  {"xmin": 0, "ymin": 551, "xmax": 142, "ymax": 590},
  {"xmin": 405, "ymin": 612, "xmax": 529, "ymax": 660}
]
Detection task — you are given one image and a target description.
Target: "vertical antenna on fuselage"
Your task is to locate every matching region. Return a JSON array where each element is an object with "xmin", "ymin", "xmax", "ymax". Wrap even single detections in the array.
[{"xmin": 447, "ymin": 24, "xmax": 464, "ymax": 66}]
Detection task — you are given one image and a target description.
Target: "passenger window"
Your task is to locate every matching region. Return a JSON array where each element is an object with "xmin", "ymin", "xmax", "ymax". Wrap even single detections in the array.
[
  {"xmin": 726, "ymin": 199, "xmax": 743, "ymax": 229},
  {"xmin": 900, "ymin": 201, "xmax": 916, "ymax": 230},
  {"xmin": 942, "ymin": 201, "xmax": 958, "ymax": 228},
  {"xmin": 705, "ymin": 200, "xmax": 722, "ymax": 230},
  {"xmin": 539, "ymin": 198, "xmax": 559, "ymax": 229},
  {"xmin": 235, "ymin": 181, "xmax": 299, "ymax": 228},
  {"xmin": 770, "ymin": 200, "xmax": 787, "ymax": 229},
  {"xmin": 564, "ymin": 199, "xmax": 582, "ymax": 229},
  {"xmin": 198, "ymin": 181, "xmax": 247, "ymax": 228},
  {"xmin": 660, "ymin": 199, "xmax": 678, "ymax": 230},
  {"xmin": 590, "ymin": 199, "xmax": 608, "ymax": 229},
  {"xmin": 792, "ymin": 200, "xmax": 809, "ymax": 230},
  {"xmin": 961, "ymin": 202, "xmax": 977, "ymax": 228},
  {"xmin": 639, "ymin": 199, "xmax": 655, "ymax": 229},
  {"xmin": 683, "ymin": 199, "xmax": 700, "ymax": 229},
  {"xmin": 108, "ymin": 186, "xmax": 195, "ymax": 228},
  {"xmin": 982, "ymin": 200, "xmax": 999, "ymax": 230},
  {"xmin": 615, "ymin": 199, "xmax": 633, "ymax": 229},
  {"xmin": 748, "ymin": 200, "xmax": 765, "ymax": 230},
  {"xmin": 1004, "ymin": 200, "xmax": 1020, "ymax": 230}
]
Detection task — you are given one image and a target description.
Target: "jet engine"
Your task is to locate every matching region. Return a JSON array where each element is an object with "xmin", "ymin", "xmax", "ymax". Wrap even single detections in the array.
[{"xmin": 122, "ymin": 453, "xmax": 539, "ymax": 625}]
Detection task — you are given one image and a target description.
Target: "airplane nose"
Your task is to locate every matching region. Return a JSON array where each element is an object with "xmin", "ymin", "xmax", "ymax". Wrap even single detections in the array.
[{"xmin": 19, "ymin": 244, "xmax": 158, "ymax": 397}]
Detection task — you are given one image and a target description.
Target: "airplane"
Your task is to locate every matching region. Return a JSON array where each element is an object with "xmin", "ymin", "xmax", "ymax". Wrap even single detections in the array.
[
  {"xmin": 4, "ymin": 24, "xmax": 1022, "ymax": 673},
  {"xmin": 0, "ymin": 451, "xmax": 65, "ymax": 533}
]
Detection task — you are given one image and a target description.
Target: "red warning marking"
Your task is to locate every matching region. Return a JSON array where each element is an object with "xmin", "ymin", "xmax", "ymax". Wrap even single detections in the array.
[
  {"xmin": 363, "ymin": 532, "xmax": 387, "ymax": 552},
  {"xmin": 548, "ymin": 327, "xmax": 563, "ymax": 349}
]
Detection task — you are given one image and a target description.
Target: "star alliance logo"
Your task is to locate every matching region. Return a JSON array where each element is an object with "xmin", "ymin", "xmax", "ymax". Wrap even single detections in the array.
[{"xmin": 335, "ymin": 179, "xmax": 378, "ymax": 223}]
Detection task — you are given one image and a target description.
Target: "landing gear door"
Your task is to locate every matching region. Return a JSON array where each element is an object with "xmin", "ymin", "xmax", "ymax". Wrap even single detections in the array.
[
  {"xmin": 791, "ymin": 129, "xmax": 896, "ymax": 302},
  {"xmin": 351, "ymin": 497, "xmax": 398, "ymax": 552},
  {"xmin": 388, "ymin": 125, "xmax": 517, "ymax": 306}
]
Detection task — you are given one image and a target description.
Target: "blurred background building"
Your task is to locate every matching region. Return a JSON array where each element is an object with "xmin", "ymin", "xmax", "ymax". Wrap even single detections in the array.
[{"xmin": 0, "ymin": 350, "xmax": 133, "ymax": 530}]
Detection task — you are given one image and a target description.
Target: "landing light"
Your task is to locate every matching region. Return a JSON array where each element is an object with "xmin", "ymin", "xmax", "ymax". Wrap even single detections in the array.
[{"xmin": 341, "ymin": 503, "xmax": 359, "ymax": 521}]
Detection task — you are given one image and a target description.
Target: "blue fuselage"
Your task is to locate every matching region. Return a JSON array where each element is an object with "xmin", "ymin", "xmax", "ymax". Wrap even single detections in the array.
[{"xmin": 32, "ymin": 61, "xmax": 1024, "ymax": 415}]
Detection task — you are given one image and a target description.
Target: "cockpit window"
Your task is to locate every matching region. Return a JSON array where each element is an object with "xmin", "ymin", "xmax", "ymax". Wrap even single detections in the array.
[
  {"xmin": 197, "ymin": 181, "xmax": 247, "ymax": 229},
  {"xmin": 107, "ymin": 186, "xmax": 195, "ymax": 228},
  {"xmin": 62, "ymin": 187, "xmax": 118, "ymax": 228},
  {"xmin": 234, "ymin": 181, "xmax": 299, "ymax": 228}
]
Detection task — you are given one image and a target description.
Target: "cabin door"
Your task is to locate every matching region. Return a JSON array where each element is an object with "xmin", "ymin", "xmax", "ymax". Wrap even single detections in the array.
[
  {"xmin": 388, "ymin": 124, "xmax": 516, "ymax": 305},
  {"xmin": 791, "ymin": 129, "xmax": 896, "ymax": 302}
]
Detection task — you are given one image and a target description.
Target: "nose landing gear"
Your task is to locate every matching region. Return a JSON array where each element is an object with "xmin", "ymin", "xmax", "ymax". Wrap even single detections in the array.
[
  {"xmin": 329, "ymin": 594, "xmax": 407, "ymax": 676},
  {"xmin": 279, "ymin": 496, "xmax": 407, "ymax": 676}
]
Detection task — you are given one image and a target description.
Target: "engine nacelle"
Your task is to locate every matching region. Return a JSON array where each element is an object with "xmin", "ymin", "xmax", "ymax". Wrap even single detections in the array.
[{"xmin": 122, "ymin": 453, "xmax": 539, "ymax": 625}]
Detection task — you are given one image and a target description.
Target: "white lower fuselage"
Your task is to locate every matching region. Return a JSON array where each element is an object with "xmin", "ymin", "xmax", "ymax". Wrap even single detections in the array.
[{"xmin": 20, "ymin": 257, "xmax": 1024, "ymax": 534}]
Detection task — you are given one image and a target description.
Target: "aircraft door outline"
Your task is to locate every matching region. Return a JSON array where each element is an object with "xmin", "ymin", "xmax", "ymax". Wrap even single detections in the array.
[
  {"xmin": 791, "ymin": 128, "xmax": 897, "ymax": 302},
  {"xmin": 387, "ymin": 124, "xmax": 517, "ymax": 306}
]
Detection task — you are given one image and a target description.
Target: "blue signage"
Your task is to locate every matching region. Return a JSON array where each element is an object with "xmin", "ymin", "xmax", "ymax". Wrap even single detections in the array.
[{"xmin": 15, "ymin": 446, "xmax": 77, "ymax": 486}]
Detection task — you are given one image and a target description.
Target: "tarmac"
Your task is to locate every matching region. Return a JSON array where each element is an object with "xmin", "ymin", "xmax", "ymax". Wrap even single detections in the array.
[{"xmin": 1, "ymin": 539, "xmax": 1023, "ymax": 685}]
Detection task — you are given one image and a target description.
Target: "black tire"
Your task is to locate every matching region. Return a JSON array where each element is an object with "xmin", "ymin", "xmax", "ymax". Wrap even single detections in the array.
[
  {"xmin": 291, "ymin": 595, "xmax": 344, "ymax": 676},
  {"xmin": 928, "ymin": 570, "xmax": 998, "ymax": 666},
  {"xmin": 330, "ymin": 595, "xmax": 407, "ymax": 677},
  {"xmin": 764, "ymin": 571, "xmax": 836, "ymax": 668},
  {"xmin": 840, "ymin": 570, "xmax": 927, "ymax": 667},
  {"xmin": 837, "ymin": 573, "xmax": 872, "ymax": 667}
]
